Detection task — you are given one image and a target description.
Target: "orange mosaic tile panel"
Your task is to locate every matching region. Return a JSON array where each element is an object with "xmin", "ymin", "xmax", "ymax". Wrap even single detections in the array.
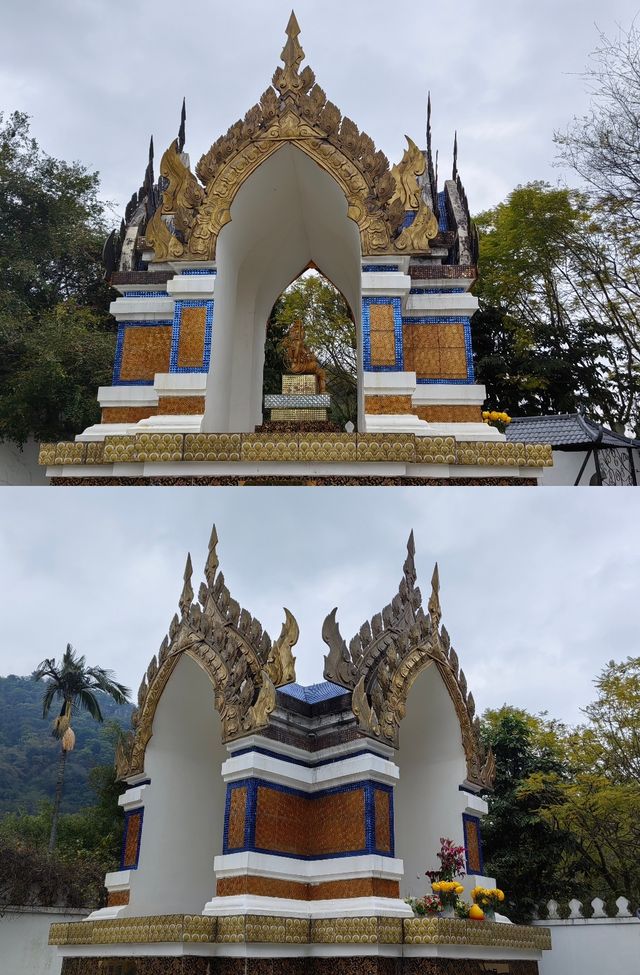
[
  {"xmin": 106, "ymin": 890, "xmax": 130, "ymax": 907},
  {"xmin": 375, "ymin": 789, "xmax": 391, "ymax": 853},
  {"xmin": 122, "ymin": 811, "xmax": 143, "ymax": 869},
  {"xmin": 177, "ymin": 306, "xmax": 207, "ymax": 369},
  {"xmin": 413, "ymin": 405, "xmax": 483, "ymax": 423},
  {"xmin": 464, "ymin": 817, "xmax": 482, "ymax": 874},
  {"xmin": 215, "ymin": 876, "xmax": 400, "ymax": 901},
  {"xmin": 157, "ymin": 396, "xmax": 206, "ymax": 416},
  {"xmin": 403, "ymin": 324, "xmax": 468, "ymax": 380},
  {"xmin": 369, "ymin": 304, "xmax": 397, "ymax": 368},
  {"xmin": 101, "ymin": 407, "xmax": 155, "ymax": 424},
  {"xmin": 227, "ymin": 787, "xmax": 247, "ymax": 850},
  {"xmin": 254, "ymin": 785, "xmax": 366, "ymax": 857},
  {"xmin": 119, "ymin": 326, "xmax": 172, "ymax": 382},
  {"xmin": 309, "ymin": 878, "xmax": 399, "ymax": 900},
  {"xmin": 364, "ymin": 396, "xmax": 413, "ymax": 416},
  {"xmin": 310, "ymin": 789, "xmax": 366, "ymax": 857}
]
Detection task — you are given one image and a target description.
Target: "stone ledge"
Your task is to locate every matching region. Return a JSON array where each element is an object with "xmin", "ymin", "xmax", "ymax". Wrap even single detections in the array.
[
  {"xmin": 49, "ymin": 915, "xmax": 551, "ymax": 950},
  {"xmin": 39, "ymin": 436, "xmax": 553, "ymax": 470}
]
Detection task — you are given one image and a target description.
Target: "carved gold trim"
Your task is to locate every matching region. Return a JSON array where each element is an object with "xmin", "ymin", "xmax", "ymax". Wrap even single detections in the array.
[
  {"xmin": 322, "ymin": 532, "xmax": 494, "ymax": 788},
  {"xmin": 115, "ymin": 526, "xmax": 298, "ymax": 779},
  {"xmin": 148, "ymin": 16, "xmax": 438, "ymax": 261}
]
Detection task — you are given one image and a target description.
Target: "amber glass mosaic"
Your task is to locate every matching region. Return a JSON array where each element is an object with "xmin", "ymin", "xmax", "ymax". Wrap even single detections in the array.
[
  {"xmin": 102, "ymin": 407, "xmax": 155, "ymax": 424},
  {"xmin": 413, "ymin": 405, "xmax": 483, "ymax": 423},
  {"xmin": 216, "ymin": 876, "xmax": 400, "ymax": 901},
  {"xmin": 177, "ymin": 306, "xmax": 207, "ymax": 369},
  {"xmin": 463, "ymin": 817, "xmax": 482, "ymax": 874},
  {"xmin": 374, "ymin": 789, "xmax": 391, "ymax": 853},
  {"xmin": 119, "ymin": 327, "xmax": 172, "ymax": 382},
  {"xmin": 122, "ymin": 811, "xmax": 143, "ymax": 869},
  {"xmin": 403, "ymin": 324, "xmax": 467, "ymax": 380},
  {"xmin": 364, "ymin": 396, "xmax": 413, "ymax": 416},
  {"xmin": 369, "ymin": 305, "xmax": 397, "ymax": 368},
  {"xmin": 252, "ymin": 784, "xmax": 366, "ymax": 857},
  {"xmin": 157, "ymin": 396, "xmax": 206, "ymax": 416},
  {"xmin": 227, "ymin": 787, "xmax": 247, "ymax": 850}
]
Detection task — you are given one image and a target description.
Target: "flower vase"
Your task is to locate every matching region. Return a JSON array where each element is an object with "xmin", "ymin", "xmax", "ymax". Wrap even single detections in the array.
[
  {"xmin": 441, "ymin": 905, "xmax": 455, "ymax": 919},
  {"xmin": 484, "ymin": 907, "xmax": 496, "ymax": 922}
]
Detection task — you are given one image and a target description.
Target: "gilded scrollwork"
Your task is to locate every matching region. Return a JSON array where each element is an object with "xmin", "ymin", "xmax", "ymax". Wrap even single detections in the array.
[
  {"xmin": 322, "ymin": 532, "xmax": 494, "ymax": 789},
  {"xmin": 115, "ymin": 526, "xmax": 298, "ymax": 780},
  {"xmin": 145, "ymin": 14, "xmax": 437, "ymax": 262}
]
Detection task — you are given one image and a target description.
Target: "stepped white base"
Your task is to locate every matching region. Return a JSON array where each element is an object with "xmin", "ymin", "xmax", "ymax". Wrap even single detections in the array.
[{"xmin": 203, "ymin": 895, "xmax": 413, "ymax": 919}]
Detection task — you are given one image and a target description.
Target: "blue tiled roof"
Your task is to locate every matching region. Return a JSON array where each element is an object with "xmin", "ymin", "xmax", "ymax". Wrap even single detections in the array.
[{"xmin": 279, "ymin": 682, "xmax": 348, "ymax": 704}]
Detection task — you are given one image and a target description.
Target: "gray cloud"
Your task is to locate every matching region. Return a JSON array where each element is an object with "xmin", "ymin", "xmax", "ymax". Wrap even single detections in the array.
[
  {"xmin": 2, "ymin": 0, "xmax": 639, "ymax": 217},
  {"xmin": 0, "ymin": 488, "xmax": 637, "ymax": 727}
]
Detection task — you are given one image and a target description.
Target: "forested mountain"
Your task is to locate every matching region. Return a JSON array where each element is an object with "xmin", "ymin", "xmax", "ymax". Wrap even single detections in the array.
[{"xmin": 0, "ymin": 674, "xmax": 133, "ymax": 814}]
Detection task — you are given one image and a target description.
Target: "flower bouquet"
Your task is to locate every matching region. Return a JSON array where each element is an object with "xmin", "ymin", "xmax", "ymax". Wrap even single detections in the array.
[{"xmin": 471, "ymin": 886, "xmax": 505, "ymax": 920}]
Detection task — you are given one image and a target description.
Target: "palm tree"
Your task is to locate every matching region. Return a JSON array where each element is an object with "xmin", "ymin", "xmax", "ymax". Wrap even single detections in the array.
[{"xmin": 33, "ymin": 644, "xmax": 130, "ymax": 852}]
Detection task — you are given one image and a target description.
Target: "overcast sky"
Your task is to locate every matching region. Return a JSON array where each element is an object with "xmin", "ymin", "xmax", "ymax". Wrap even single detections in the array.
[
  {"xmin": 0, "ymin": 488, "xmax": 637, "ymax": 727},
  {"xmin": 2, "ymin": 0, "xmax": 639, "ymax": 217}
]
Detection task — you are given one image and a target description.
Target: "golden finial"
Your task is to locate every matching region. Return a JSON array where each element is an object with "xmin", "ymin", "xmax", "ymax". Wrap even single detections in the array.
[
  {"xmin": 179, "ymin": 553, "xmax": 194, "ymax": 617},
  {"xmin": 428, "ymin": 563, "xmax": 442, "ymax": 625},
  {"xmin": 273, "ymin": 11, "xmax": 313, "ymax": 98}
]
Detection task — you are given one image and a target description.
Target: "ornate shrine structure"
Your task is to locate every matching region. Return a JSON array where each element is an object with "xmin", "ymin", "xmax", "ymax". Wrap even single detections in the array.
[
  {"xmin": 49, "ymin": 529, "xmax": 551, "ymax": 974},
  {"xmin": 40, "ymin": 13, "xmax": 552, "ymax": 485}
]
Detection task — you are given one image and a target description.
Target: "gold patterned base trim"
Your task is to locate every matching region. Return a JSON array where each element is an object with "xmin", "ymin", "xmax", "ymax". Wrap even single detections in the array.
[
  {"xmin": 39, "ymin": 435, "xmax": 553, "ymax": 470},
  {"xmin": 49, "ymin": 915, "xmax": 551, "ymax": 951}
]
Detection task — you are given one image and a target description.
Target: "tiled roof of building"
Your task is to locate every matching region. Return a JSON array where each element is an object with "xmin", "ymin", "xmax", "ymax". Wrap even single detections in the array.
[
  {"xmin": 506, "ymin": 414, "xmax": 640, "ymax": 449},
  {"xmin": 279, "ymin": 681, "xmax": 348, "ymax": 704}
]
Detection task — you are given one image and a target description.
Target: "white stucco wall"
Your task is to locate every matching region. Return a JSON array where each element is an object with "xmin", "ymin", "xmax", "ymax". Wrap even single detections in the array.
[
  {"xmin": 204, "ymin": 143, "xmax": 363, "ymax": 433},
  {"xmin": 0, "ymin": 908, "xmax": 88, "ymax": 975},
  {"xmin": 0, "ymin": 439, "xmax": 47, "ymax": 485},
  {"xmin": 394, "ymin": 663, "xmax": 470, "ymax": 898},
  {"xmin": 538, "ymin": 918, "xmax": 640, "ymax": 975},
  {"xmin": 126, "ymin": 654, "xmax": 228, "ymax": 917}
]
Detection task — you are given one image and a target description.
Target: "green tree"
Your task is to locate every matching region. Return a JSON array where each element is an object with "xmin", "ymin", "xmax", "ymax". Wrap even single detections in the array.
[
  {"xmin": 480, "ymin": 707, "xmax": 577, "ymax": 923},
  {"xmin": 521, "ymin": 658, "xmax": 640, "ymax": 908},
  {"xmin": 33, "ymin": 645, "xmax": 130, "ymax": 852},
  {"xmin": 473, "ymin": 182, "xmax": 639, "ymax": 429},
  {"xmin": 269, "ymin": 273, "xmax": 357, "ymax": 427},
  {"xmin": 0, "ymin": 111, "xmax": 115, "ymax": 444}
]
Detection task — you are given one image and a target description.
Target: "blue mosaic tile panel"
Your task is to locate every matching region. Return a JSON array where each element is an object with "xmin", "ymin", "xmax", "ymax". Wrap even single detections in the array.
[
  {"xmin": 181, "ymin": 268, "xmax": 217, "ymax": 276},
  {"xmin": 170, "ymin": 299, "xmax": 214, "ymax": 374},
  {"xmin": 409, "ymin": 287, "xmax": 466, "ymax": 295},
  {"xmin": 362, "ymin": 264, "xmax": 400, "ymax": 273},
  {"xmin": 438, "ymin": 190, "xmax": 449, "ymax": 233},
  {"xmin": 362, "ymin": 296, "xmax": 404, "ymax": 372},
  {"xmin": 121, "ymin": 291, "xmax": 169, "ymax": 298}
]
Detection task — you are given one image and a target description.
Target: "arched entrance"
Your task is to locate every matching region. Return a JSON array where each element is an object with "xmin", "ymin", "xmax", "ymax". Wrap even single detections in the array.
[
  {"xmin": 125, "ymin": 655, "xmax": 227, "ymax": 917},
  {"xmin": 203, "ymin": 144, "xmax": 363, "ymax": 433},
  {"xmin": 394, "ymin": 663, "xmax": 468, "ymax": 899}
]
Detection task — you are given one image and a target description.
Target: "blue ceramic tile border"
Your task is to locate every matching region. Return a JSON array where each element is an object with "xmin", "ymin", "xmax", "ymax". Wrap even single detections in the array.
[
  {"xmin": 362, "ymin": 296, "xmax": 404, "ymax": 372},
  {"xmin": 462, "ymin": 813, "xmax": 485, "ymax": 876},
  {"xmin": 170, "ymin": 299, "xmax": 214, "ymax": 374}
]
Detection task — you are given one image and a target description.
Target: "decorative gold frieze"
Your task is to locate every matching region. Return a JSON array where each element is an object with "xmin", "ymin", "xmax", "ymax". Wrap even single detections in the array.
[
  {"xmin": 116, "ymin": 525, "xmax": 298, "ymax": 779},
  {"xmin": 49, "ymin": 914, "xmax": 552, "ymax": 951},
  {"xmin": 322, "ymin": 532, "xmax": 494, "ymax": 787}
]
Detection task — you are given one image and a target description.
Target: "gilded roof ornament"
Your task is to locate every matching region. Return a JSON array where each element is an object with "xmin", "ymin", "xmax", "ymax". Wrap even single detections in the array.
[
  {"xmin": 115, "ymin": 526, "xmax": 298, "ymax": 780},
  {"xmin": 322, "ymin": 533, "xmax": 493, "ymax": 788},
  {"xmin": 273, "ymin": 12, "xmax": 314, "ymax": 98},
  {"xmin": 390, "ymin": 137, "xmax": 427, "ymax": 211}
]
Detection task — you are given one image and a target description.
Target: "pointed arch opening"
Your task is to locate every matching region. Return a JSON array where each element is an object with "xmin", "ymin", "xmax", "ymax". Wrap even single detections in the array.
[
  {"xmin": 394, "ymin": 662, "xmax": 468, "ymax": 899},
  {"xmin": 125, "ymin": 655, "xmax": 227, "ymax": 917},
  {"xmin": 203, "ymin": 143, "xmax": 363, "ymax": 433}
]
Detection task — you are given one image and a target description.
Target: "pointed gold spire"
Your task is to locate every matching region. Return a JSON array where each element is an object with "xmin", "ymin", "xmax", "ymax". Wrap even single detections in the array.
[
  {"xmin": 179, "ymin": 553, "xmax": 194, "ymax": 617},
  {"xmin": 273, "ymin": 10, "xmax": 313, "ymax": 98},
  {"xmin": 428, "ymin": 563, "xmax": 441, "ymax": 625},
  {"xmin": 205, "ymin": 524, "xmax": 219, "ymax": 586}
]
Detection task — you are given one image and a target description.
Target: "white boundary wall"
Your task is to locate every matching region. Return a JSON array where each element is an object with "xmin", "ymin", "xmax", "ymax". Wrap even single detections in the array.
[
  {"xmin": 536, "ymin": 899, "xmax": 640, "ymax": 975},
  {"xmin": 0, "ymin": 439, "xmax": 47, "ymax": 485},
  {"xmin": 0, "ymin": 907, "xmax": 89, "ymax": 975}
]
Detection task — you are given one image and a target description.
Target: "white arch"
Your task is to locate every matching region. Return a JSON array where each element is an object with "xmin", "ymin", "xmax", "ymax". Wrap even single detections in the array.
[
  {"xmin": 394, "ymin": 664, "xmax": 468, "ymax": 899},
  {"xmin": 125, "ymin": 655, "xmax": 227, "ymax": 916},
  {"xmin": 203, "ymin": 143, "xmax": 363, "ymax": 433}
]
